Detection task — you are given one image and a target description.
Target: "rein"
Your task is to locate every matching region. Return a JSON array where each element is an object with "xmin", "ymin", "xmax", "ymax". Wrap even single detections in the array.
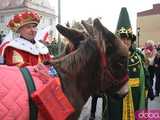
[{"xmin": 57, "ymin": 47, "xmax": 78, "ymax": 82}]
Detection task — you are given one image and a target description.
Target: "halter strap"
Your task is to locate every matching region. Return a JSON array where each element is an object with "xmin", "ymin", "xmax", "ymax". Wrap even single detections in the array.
[{"xmin": 98, "ymin": 44, "xmax": 128, "ymax": 93}]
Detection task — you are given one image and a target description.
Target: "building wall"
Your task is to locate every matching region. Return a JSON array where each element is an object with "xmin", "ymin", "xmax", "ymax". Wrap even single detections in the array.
[
  {"xmin": 137, "ymin": 14, "xmax": 160, "ymax": 47},
  {"xmin": 137, "ymin": 4, "xmax": 160, "ymax": 47}
]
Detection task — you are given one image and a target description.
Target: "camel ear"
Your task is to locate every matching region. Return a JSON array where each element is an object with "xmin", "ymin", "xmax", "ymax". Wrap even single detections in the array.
[
  {"xmin": 93, "ymin": 18, "xmax": 116, "ymax": 42},
  {"xmin": 81, "ymin": 20, "xmax": 94, "ymax": 37},
  {"xmin": 56, "ymin": 24, "xmax": 85, "ymax": 46},
  {"xmin": 92, "ymin": 18, "xmax": 117, "ymax": 54}
]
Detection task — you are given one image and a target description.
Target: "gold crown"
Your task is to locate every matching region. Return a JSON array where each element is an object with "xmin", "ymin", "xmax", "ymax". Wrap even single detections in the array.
[
  {"xmin": 117, "ymin": 27, "xmax": 132, "ymax": 35},
  {"xmin": 7, "ymin": 11, "xmax": 41, "ymax": 32},
  {"xmin": 117, "ymin": 27, "xmax": 136, "ymax": 41}
]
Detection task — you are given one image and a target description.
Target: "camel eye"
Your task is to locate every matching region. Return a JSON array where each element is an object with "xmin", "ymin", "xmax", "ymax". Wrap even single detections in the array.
[
  {"xmin": 116, "ymin": 56, "xmax": 127, "ymax": 66},
  {"xmin": 117, "ymin": 63, "xmax": 123, "ymax": 67}
]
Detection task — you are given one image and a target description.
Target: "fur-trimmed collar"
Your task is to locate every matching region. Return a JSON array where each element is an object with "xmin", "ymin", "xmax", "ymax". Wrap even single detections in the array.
[{"xmin": 2, "ymin": 37, "xmax": 49, "ymax": 55}]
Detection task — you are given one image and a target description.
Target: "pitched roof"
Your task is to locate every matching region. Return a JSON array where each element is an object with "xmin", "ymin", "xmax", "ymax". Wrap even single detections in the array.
[{"xmin": 137, "ymin": 4, "xmax": 160, "ymax": 17}]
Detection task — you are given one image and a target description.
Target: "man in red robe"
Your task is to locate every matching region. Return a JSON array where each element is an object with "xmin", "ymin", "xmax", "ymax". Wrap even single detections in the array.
[{"xmin": 0, "ymin": 11, "xmax": 51, "ymax": 67}]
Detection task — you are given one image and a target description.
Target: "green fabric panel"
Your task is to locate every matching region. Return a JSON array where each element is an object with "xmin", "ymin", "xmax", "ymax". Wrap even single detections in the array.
[
  {"xmin": 20, "ymin": 67, "xmax": 38, "ymax": 120},
  {"xmin": 135, "ymin": 53, "xmax": 146, "ymax": 109}
]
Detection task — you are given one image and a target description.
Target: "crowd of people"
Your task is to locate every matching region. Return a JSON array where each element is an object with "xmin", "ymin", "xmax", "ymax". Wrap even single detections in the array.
[
  {"xmin": 0, "ymin": 9, "xmax": 159, "ymax": 120},
  {"xmin": 142, "ymin": 40, "xmax": 160, "ymax": 97}
]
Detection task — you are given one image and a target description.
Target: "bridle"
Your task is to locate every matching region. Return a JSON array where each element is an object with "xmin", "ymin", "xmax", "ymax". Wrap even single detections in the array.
[{"xmin": 97, "ymin": 36, "xmax": 128, "ymax": 93}]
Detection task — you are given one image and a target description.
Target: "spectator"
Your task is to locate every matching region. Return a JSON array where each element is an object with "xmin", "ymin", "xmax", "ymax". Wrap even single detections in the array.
[
  {"xmin": 154, "ymin": 47, "xmax": 160, "ymax": 96},
  {"xmin": 0, "ymin": 31, "xmax": 5, "ymax": 44},
  {"xmin": 142, "ymin": 40, "xmax": 157, "ymax": 96}
]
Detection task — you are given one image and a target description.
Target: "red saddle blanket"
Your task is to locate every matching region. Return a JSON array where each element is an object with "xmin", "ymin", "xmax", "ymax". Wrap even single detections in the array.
[{"xmin": 31, "ymin": 66, "xmax": 74, "ymax": 120}]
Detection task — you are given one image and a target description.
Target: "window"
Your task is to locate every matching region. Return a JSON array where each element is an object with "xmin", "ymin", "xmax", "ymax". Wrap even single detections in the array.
[
  {"xmin": 0, "ymin": 16, "xmax": 5, "ymax": 23},
  {"xmin": 49, "ymin": 18, "xmax": 53, "ymax": 25}
]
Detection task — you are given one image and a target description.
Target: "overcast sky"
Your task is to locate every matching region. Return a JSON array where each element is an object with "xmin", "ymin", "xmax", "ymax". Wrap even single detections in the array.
[{"xmin": 49, "ymin": 0, "xmax": 158, "ymax": 33}]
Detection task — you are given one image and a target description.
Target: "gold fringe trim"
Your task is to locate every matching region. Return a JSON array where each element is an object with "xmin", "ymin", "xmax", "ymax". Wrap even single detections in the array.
[
  {"xmin": 129, "ymin": 78, "xmax": 139, "ymax": 87},
  {"xmin": 38, "ymin": 55, "xmax": 42, "ymax": 64},
  {"xmin": 123, "ymin": 86, "xmax": 135, "ymax": 120}
]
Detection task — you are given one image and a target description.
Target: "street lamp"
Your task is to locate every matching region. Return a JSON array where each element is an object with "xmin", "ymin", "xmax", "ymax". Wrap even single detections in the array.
[
  {"xmin": 58, "ymin": 0, "xmax": 61, "ymax": 54},
  {"xmin": 58, "ymin": 0, "xmax": 61, "ymax": 25},
  {"xmin": 137, "ymin": 27, "xmax": 140, "ymax": 48}
]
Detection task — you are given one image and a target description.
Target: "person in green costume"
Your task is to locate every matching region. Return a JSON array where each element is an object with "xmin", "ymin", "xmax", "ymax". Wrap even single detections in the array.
[{"xmin": 105, "ymin": 7, "xmax": 152, "ymax": 120}]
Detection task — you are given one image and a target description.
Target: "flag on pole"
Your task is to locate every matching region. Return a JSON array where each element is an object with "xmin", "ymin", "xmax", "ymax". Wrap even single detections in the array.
[
  {"xmin": 35, "ymin": 26, "xmax": 51, "ymax": 43},
  {"xmin": 2, "ymin": 30, "xmax": 13, "ymax": 44}
]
